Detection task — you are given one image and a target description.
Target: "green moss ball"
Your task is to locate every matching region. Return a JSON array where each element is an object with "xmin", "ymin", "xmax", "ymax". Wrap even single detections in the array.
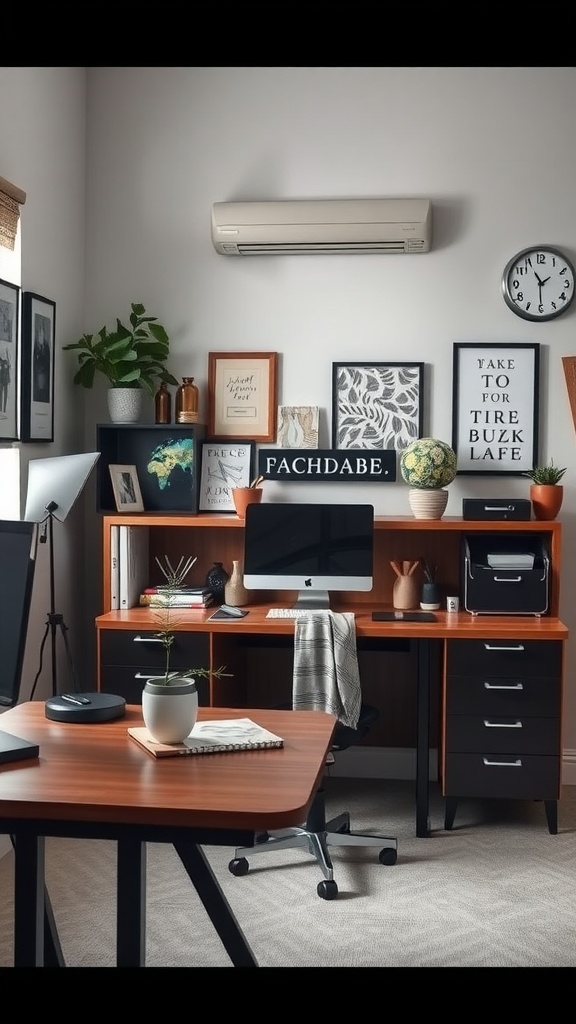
[{"xmin": 400, "ymin": 437, "xmax": 457, "ymax": 489}]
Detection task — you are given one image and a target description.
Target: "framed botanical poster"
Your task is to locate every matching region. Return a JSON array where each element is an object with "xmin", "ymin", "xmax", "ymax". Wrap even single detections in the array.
[
  {"xmin": 452, "ymin": 342, "xmax": 540, "ymax": 475},
  {"xmin": 332, "ymin": 362, "xmax": 424, "ymax": 450},
  {"xmin": 108, "ymin": 464, "xmax": 144, "ymax": 512},
  {"xmin": 0, "ymin": 277, "xmax": 20, "ymax": 441},
  {"xmin": 21, "ymin": 292, "xmax": 55, "ymax": 442},
  {"xmin": 198, "ymin": 440, "xmax": 256, "ymax": 512},
  {"xmin": 207, "ymin": 351, "xmax": 277, "ymax": 441}
]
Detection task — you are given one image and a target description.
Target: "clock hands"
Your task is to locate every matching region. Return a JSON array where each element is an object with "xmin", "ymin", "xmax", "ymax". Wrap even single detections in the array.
[{"xmin": 534, "ymin": 270, "xmax": 551, "ymax": 309}]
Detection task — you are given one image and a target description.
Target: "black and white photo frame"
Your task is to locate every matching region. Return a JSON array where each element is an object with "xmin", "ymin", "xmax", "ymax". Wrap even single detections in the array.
[
  {"xmin": 332, "ymin": 361, "xmax": 424, "ymax": 450},
  {"xmin": 21, "ymin": 291, "xmax": 55, "ymax": 442},
  {"xmin": 0, "ymin": 277, "xmax": 20, "ymax": 441}
]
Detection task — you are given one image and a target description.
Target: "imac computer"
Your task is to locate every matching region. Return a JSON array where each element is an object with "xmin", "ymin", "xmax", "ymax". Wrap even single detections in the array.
[{"xmin": 243, "ymin": 502, "xmax": 374, "ymax": 609}]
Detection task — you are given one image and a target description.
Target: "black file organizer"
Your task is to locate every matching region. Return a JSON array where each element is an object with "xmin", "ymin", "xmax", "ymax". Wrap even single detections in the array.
[{"xmin": 462, "ymin": 533, "xmax": 549, "ymax": 616}]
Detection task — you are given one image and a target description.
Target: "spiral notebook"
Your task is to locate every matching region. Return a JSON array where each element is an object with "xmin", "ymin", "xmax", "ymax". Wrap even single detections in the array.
[{"xmin": 128, "ymin": 718, "xmax": 284, "ymax": 758}]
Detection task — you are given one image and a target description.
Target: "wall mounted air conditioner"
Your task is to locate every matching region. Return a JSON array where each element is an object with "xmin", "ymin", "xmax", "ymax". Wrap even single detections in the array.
[{"xmin": 211, "ymin": 198, "xmax": 432, "ymax": 255}]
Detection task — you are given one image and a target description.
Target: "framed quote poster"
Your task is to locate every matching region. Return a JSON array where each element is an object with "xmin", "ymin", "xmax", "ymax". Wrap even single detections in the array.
[
  {"xmin": 198, "ymin": 440, "xmax": 256, "ymax": 512},
  {"xmin": 207, "ymin": 351, "xmax": 277, "ymax": 441},
  {"xmin": 452, "ymin": 342, "xmax": 540, "ymax": 475}
]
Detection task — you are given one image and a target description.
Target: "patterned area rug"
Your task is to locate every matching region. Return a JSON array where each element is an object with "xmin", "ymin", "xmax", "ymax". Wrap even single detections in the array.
[{"xmin": 1, "ymin": 777, "xmax": 575, "ymax": 968}]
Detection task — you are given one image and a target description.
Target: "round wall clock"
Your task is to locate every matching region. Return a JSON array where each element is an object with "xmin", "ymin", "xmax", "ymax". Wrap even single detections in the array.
[{"xmin": 502, "ymin": 245, "xmax": 575, "ymax": 322}]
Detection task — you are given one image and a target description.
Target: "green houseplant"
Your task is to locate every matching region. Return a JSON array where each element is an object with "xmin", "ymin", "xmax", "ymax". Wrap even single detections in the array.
[
  {"xmin": 142, "ymin": 555, "xmax": 231, "ymax": 743},
  {"xmin": 399, "ymin": 437, "xmax": 458, "ymax": 520},
  {"xmin": 524, "ymin": 460, "xmax": 567, "ymax": 521}
]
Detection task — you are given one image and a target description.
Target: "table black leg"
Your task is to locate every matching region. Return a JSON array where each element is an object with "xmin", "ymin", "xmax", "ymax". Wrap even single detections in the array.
[
  {"xmin": 117, "ymin": 838, "xmax": 146, "ymax": 966},
  {"xmin": 173, "ymin": 840, "xmax": 258, "ymax": 967},
  {"xmin": 43, "ymin": 888, "xmax": 65, "ymax": 966},
  {"xmin": 13, "ymin": 833, "xmax": 45, "ymax": 966},
  {"xmin": 415, "ymin": 638, "xmax": 431, "ymax": 837}
]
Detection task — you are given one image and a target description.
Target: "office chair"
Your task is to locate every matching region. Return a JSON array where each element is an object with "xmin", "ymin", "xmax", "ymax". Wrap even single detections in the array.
[{"xmin": 228, "ymin": 702, "xmax": 398, "ymax": 900}]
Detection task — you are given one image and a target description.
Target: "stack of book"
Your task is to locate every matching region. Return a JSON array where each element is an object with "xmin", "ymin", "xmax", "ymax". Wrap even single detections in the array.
[{"xmin": 139, "ymin": 587, "xmax": 214, "ymax": 609}]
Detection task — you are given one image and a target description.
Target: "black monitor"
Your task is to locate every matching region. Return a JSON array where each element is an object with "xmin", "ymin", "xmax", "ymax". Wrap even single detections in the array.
[
  {"xmin": 243, "ymin": 502, "xmax": 374, "ymax": 610},
  {"xmin": 0, "ymin": 520, "xmax": 37, "ymax": 707}
]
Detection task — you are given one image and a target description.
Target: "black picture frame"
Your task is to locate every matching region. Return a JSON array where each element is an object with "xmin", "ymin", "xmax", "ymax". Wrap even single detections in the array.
[
  {"xmin": 21, "ymin": 291, "xmax": 55, "ymax": 442},
  {"xmin": 332, "ymin": 361, "xmax": 424, "ymax": 450},
  {"xmin": 452, "ymin": 342, "xmax": 540, "ymax": 475},
  {"xmin": 0, "ymin": 277, "xmax": 20, "ymax": 442},
  {"xmin": 198, "ymin": 440, "xmax": 256, "ymax": 512}
]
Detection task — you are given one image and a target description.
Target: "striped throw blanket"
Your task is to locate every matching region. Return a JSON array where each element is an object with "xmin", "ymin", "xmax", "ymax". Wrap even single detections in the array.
[{"xmin": 292, "ymin": 611, "xmax": 361, "ymax": 729}]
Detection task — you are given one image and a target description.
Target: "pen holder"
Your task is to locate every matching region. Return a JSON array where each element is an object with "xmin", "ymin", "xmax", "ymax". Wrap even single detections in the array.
[{"xmin": 390, "ymin": 560, "xmax": 420, "ymax": 610}]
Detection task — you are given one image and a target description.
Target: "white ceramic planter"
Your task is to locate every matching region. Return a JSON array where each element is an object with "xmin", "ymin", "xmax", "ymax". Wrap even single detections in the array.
[
  {"xmin": 408, "ymin": 488, "xmax": 449, "ymax": 520},
  {"xmin": 142, "ymin": 678, "xmax": 198, "ymax": 743},
  {"xmin": 107, "ymin": 387, "xmax": 143, "ymax": 423}
]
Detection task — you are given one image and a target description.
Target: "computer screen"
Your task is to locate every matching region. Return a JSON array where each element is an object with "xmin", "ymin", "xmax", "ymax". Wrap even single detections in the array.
[
  {"xmin": 0, "ymin": 520, "xmax": 37, "ymax": 707},
  {"xmin": 243, "ymin": 502, "xmax": 374, "ymax": 609}
]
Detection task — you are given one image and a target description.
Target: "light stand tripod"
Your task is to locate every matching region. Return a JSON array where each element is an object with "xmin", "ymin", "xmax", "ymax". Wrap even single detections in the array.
[{"xmin": 30, "ymin": 501, "xmax": 81, "ymax": 699}]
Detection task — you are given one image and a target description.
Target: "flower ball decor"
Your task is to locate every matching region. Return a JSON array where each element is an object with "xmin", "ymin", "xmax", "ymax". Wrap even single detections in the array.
[{"xmin": 399, "ymin": 437, "xmax": 457, "ymax": 519}]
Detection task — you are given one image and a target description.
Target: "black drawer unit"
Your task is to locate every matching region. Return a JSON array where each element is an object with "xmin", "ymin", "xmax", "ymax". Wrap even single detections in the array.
[
  {"xmin": 443, "ymin": 638, "xmax": 562, "ymax": 834},
  {"xmin": 100, "ymin": 629, "xmax": 210, "ymax": 705}
]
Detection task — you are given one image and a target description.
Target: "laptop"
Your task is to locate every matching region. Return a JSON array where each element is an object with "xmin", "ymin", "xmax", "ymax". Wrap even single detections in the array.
[{"xmin": 0, "ymin": 729, "xmax": 39, "ymax": 764}]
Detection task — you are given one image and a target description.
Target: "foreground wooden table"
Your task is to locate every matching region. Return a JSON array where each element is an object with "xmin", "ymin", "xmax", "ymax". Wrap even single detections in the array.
[{"xmin": 0, "ymin": 702, "xmax": 335, "ymax": 967}]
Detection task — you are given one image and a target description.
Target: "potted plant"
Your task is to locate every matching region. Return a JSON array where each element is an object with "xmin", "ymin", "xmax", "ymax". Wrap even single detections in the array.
[
  {"xmin": 524, "ymin": 460, "xmax": 567, "ymax": 521},
  {"xmin": 63, "ymin": 301, "xmax": 178, "ymax": 423},
  {"xmin": 231, "ymin": 474, "xmax": 265, "ymax": 518},
  {"xmin": 142, "ymin": 554, "xmax": 231, "ymax": 743},
  {"xmin": 399, "ymin": 438, "xmax": 458, "ymax": 520}
]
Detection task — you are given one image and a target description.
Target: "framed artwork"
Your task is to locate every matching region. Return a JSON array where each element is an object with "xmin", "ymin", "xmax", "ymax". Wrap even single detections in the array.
[
  {"xmin": 0, "ymin": 277, "xmax": 20, "ymax": 441},
  {"xmin": 277, "ymin": 405, "xmax": 319, "ymax": 448},
  {"xmin": 207, "ymin": 351, "xmax": 277, "ymax": 441},
  {"xmin": 332, "ymin": 362, "xmax": 424, "ymax": 449},
  {"xmin": 109, "ymin": 464, "xmax": 145, "ymax": 512},
  {"xmin": 452, "ymin": 342, "xmax": 540, "ymax": 475},
  {"xmin": 21, "ymin": 292, "xmax": 55, "ymax": 442},
  {"xmin": 198, "ymin": 440, "xmax": 256, "ymax": 512}
]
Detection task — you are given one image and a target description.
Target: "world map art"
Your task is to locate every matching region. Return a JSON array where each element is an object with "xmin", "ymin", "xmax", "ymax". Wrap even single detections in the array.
[{"xmin": 147, "ymin": 438, "xmax": 195, "ymax": 491}]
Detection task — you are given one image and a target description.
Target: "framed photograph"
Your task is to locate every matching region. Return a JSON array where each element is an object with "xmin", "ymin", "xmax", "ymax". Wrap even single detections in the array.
[
  {"xmin": 332, "ymin": 362, "xmax": 424, "ymax": 449},
  {"xmin": 452, "ymin": 342, "xmax": 540, "ymax": 475},
  {"xmin": 0, "ymin": 277, "xmax": 20, "ymax": 441},
  {"xmin": 207, "ymin": 351, "xmax": 277, "ymax": 441},
  {"xmin": 21, "ymin": 292, "xmax": 55, "ymax": 442},
  {"xmin": 277, "ymin": 405, "xmax": 319, "ymax": 448},
  {"xmin": 199, "ymin": 440, "xmax": 256, "ymax": 512},
  {"xmin": 109, "ymin": 464, "xmax": 144, "ymax": 512}
]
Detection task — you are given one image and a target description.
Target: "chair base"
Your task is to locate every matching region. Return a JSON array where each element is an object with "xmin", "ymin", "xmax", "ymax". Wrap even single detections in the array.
[{"xmin": 228, "ymin": 788, "xmax": 398, "ymax": 899}]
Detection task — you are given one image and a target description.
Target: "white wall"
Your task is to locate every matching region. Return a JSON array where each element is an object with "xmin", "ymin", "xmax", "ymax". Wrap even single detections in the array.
[{"xmin": 2, "ymin": 67, "xmax": 576, "ymax": 768}]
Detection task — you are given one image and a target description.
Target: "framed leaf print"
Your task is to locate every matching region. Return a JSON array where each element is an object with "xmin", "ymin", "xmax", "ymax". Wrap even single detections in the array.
[{"xmin": 332, "ymin": 362, "xmax": 424, "ymax": 449}]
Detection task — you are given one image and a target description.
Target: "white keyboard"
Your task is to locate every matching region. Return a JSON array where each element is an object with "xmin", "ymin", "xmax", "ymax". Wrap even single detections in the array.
[{"xmin": 266, "ymin": 608, "xmax": 328, "ymax": 618}]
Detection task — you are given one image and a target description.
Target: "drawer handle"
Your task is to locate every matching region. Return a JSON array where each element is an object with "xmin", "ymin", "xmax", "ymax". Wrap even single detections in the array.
[
  {"xmin": 492, "ymin": 575, "xmax": 522, "ymax": 583},
  {"xmin": 484, "ymin": 682, "xmax": 524, "ymax": 691},
  {"xmin": 483, "ymin": 719, "xmax": 522, "ymax": 729},
  {"xmin": 482, "ymin": 757, "xmax": 522, "ymax": 768},
  {"xmin": 133, "ymin": 635, "xmax": 163, "ymax": 645},
  {"xmin": 483, "ymin": 643, "xmax": 525, "ymax": 652}
]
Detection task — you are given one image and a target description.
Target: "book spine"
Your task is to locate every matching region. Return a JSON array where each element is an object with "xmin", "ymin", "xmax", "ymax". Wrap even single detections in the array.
[{"xmin": 110, "ymin": 524, "xmax": 120, "ymax": 610}]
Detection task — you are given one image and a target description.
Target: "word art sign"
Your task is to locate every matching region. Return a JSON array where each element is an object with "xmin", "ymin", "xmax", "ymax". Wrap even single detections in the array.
[
  {"xmin": 258, "ymin": 449, "xmax": 396, "ymax": 482},
  {"xmin": 452, "ymin": 343, "xmax": 540, "ymax": 475}
]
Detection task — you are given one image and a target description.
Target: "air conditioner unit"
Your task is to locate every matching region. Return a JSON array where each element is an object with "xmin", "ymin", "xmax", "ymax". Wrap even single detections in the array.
[{"xmin": 211, "ymin": 198, "xmax": 432, "ymax": 255}]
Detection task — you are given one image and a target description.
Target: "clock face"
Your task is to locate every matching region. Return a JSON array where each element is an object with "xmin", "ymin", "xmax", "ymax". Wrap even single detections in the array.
[{"xmin": 502, "ymin": 245, "xmax": 575, "ymax": 322}]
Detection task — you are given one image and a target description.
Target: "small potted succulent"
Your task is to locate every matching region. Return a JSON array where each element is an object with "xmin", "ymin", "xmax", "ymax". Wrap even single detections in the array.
[{"xmin": 524, "ymin": 460, "xmax": 567, "ymax": 521}]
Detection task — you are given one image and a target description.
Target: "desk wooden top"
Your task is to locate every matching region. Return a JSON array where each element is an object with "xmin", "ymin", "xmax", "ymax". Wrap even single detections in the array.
[
  {"xmin": 0, "ymin": 703, "xmax": 335, "ymax": 831},
  {"xmin": 96, "ymin": 603, "xmax": 569, "ymax": 641}
]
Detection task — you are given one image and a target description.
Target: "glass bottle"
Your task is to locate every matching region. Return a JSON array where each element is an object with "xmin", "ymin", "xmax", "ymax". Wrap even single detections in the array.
[
  {"xmin": 205, "ymin": 561, "xmax": 229, "ymax": 604},
  {"xmin": 154, "ymin": 381, "xmax": 172, "ymax": 424},
  {"xmin": 175, "ymin": 376, "xmax": 199, "ymax": 424}
]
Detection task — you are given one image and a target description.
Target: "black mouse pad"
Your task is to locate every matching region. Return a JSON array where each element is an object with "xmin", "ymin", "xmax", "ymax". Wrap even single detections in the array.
[{"xmin": 372, "ymin": 611, "xmax": 437, "ymax": 623}]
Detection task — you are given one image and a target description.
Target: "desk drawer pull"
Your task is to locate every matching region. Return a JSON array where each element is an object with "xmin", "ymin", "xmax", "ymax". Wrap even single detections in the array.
[
  {"xmin": 482, "ymin": 757, "xmax": 522, "ymax": 768},
  {"xmin": 484, "ymin": 682, "xmax": 523, "ymax": 691},
  {"xmin": 492, "ymin": 575, "xmax": 522, "ymax": 583},
  {"xmin": 483, "ymin": 643, "xmax": 525, "ymax": 652},
  {"xmin": 483, "ymin": 719, "xmax": 522, "ymax": 729},
  {"xmin": 133, "ymin": 635, "xmax": 163, "ymax": 645}
]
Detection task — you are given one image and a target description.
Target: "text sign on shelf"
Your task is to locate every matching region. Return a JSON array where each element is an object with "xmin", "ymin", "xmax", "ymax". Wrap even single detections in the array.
[{"xmin": 258, "ymin": 448, "xmax": 396, "ymax": 482}]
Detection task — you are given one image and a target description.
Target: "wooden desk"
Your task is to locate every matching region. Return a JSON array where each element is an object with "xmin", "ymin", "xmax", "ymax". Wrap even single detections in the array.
[{"xmin": 0, "ymin": 701, "xmax": 335, "ymax": 967}]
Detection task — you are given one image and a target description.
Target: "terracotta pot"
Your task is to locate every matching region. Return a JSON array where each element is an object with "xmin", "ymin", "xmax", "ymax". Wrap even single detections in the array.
[
  {"xmin": 530, "ymin": 484, "xmax": 563, "ymax": 521},
  {"xmin": 232, "ymin": 487, "xmax": 263, "ymax": 518}
]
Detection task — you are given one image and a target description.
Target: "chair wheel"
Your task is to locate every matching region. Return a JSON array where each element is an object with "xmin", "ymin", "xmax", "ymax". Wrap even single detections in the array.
[
  {"xmin": 228, "ymin": 857, "xmax": 249, "ymax": 877},
  {"xmin": 317, "ymin": 879, "xmax": 338, "ymax": 900},
  {"xmin": 379, "ymin": 847, "xmax": 398, "ymax": 866}
]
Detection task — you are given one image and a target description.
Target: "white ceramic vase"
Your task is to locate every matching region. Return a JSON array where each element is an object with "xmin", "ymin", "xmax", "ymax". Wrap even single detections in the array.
[
  {"xmin": 142, "ymin": 678, "xmax": 198, "ymax": 743},
  {"xmin": 107, "ymin": 387, "xmax": 143, "ymax": 424},
  {"xmin": 408, "ymin": 488, "xmax": 449, "ymax": 520}
]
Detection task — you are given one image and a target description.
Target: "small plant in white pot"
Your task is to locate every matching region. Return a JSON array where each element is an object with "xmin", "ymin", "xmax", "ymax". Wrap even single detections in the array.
[{"xmin": 142, "ymin": 555, "xmax": 231, "ymax": 743}]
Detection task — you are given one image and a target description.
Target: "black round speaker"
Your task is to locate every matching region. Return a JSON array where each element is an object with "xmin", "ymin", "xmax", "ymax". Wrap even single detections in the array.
[{"xmin": 45, "ymin": 692, "xmax": 126, "ymax": 723}]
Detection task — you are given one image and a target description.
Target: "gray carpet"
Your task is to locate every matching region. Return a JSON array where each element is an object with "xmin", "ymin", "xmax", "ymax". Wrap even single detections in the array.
[{"xmin": 1, "ymin": 776, "xmax": 575, "ymax": 968}]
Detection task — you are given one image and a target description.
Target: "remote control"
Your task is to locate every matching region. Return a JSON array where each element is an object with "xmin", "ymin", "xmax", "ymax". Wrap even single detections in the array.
[
  {"xmin": 61, "ymin": 693, "xmax": 92, "ymax": 705},
  {"xmin": 219, "ymin": 604, "xmax": 246, "ymax": 617}
]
